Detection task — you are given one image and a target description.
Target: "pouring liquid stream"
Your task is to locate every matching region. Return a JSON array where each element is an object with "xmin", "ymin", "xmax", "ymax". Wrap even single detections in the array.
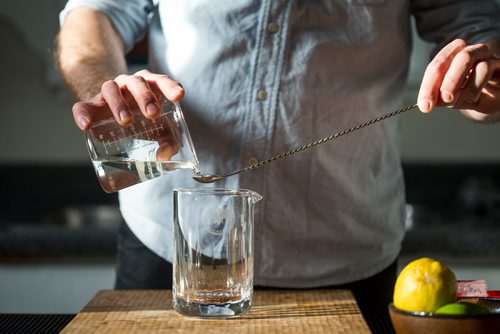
[{"xmin": 193, "ymin": 104, "xmax": 418, "ymax": 184}]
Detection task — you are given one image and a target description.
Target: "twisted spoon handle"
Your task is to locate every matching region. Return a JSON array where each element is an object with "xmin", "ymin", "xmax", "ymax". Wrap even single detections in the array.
[
  {"xmin": 234, "ymin": 103, "xmax": 418, "ymax": 175},
  {"xmin": 193, "ymin": 103, "xmax": 418, "ymax": 183}
]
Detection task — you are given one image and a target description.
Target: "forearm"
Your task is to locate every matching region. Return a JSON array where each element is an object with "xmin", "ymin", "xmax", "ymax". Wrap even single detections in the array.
[{"xmin": 56, "ymin": 7, "xmax": 127, "ymax": 100}]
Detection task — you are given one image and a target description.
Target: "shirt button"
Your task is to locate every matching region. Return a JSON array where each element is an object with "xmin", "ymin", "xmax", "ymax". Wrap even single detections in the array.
[
  {"xmin": 257, "ymin": 89, "xmax": 267, "ymax": 101},
  {"xmin": 248, "ymin": 156, "xmax": 259, "ymax": 165},
  {"xmin": 267, "ymin": 22, "xmax": 279, "ymax": 33}
]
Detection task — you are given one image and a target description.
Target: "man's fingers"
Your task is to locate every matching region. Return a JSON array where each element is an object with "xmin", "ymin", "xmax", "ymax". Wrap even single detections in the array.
[
  {"xmin": 101, "ymin": 79, "xmax": 133, "ymax": 125},
  {"xmin": 71, "ymin": 71, "xmax": 185, "ymax": 132},
  {"xmin": 440, "ymin": 44, "xmax": 493, "ymax": 104},
  {"xmin": 135, "ymin": 70, "xmax": 185, "ymax": 102},
  {"xmin": 72, "ymin": 101, "xmax": 94, "ymax": 131},
  {"xmin": 459, "ymin": 61, "xmax": 493, "ymax": 105},
  {"xmin": 418, "ymin": 39, "xmax": 468, "ymax": 113},
  {"xmin": 72, "ymin": 94, "xmax": 109, "ymax": 130},
  {"xmin": 115, "ymin": 74, "xmax": 161, "ymax": 119},
  {"xmin": 454, "ymin": 59, "xmax": 500, "ymax": 110}
]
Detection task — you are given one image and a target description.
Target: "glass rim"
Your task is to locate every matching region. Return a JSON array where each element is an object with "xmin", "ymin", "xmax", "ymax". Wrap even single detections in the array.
[{"xmin": 173, "ymin": 188, "xmax": 259, "ymax": 197}]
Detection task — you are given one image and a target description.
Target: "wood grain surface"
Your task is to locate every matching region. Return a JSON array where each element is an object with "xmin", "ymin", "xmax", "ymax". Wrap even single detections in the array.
[{"xmin": 61, "ymin": 289, "xmax": 370, "ymax": 333}]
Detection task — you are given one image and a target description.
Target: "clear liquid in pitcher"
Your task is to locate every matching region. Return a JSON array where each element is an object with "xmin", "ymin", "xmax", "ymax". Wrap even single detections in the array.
[
  {"xmin": 92, "ymin": 159, "xmax": 196, "ymax": 193},
  {"xmin": 173, "ymin": 223, "xmax": 253, "ymax": 317}
]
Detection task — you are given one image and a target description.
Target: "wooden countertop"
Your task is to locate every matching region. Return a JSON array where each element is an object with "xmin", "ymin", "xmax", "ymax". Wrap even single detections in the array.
[{"xmin": 61, "ymin": 289, "xmax": 370, "ymax": 333}]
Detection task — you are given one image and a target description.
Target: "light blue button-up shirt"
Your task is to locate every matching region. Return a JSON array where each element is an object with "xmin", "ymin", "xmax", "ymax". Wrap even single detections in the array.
[{"xmin": 61, "ymin": 0, "xmax": 500, "ymax": 287}]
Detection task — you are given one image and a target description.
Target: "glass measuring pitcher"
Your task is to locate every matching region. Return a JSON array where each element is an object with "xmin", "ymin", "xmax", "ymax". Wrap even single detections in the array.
[
  {"xmin": 85, "ymin": 100, "xmax": 199, "ymax": 193},
  {"xmin": 172, "ymin": 188, "xmax": 262, "ymax": 318}
]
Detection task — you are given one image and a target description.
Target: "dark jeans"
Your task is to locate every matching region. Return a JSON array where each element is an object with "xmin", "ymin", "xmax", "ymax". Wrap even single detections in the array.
[
  {"xmin": 115, "ymin": 222, "xmax": 173, "ymax": 289},
  {"xmin": 115, "ymin": 221, "xmax": 397, "ymax": 317}
]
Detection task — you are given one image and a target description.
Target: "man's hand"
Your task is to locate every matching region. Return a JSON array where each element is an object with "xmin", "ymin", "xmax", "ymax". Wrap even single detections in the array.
[
  {"xmin": 56, "ymin": 7, "xmax": 184, "ymax": 131},
  {"xmin": 417, "ymin": 38, "xmax": 500, "ymax": 122},
  {"xmin": 72, "ymin": 69, "xmax": 184, "ymax": 131}
]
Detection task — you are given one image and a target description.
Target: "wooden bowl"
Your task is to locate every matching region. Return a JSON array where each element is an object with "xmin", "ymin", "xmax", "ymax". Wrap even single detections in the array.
[{"xmin": 388, "ymin": 303, "xmax": 500, "ymax": 334}]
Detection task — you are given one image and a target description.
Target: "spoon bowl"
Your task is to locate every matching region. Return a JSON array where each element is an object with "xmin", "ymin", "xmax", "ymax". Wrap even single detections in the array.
[{"xmin": 192, "ymin": 174, "xmax": 227, "ymax": 184}]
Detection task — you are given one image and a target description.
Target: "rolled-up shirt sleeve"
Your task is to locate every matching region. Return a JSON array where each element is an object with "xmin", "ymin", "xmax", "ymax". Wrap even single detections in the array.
[
  {"xmin": 59, "ymin": 0, "xmax": 153, "ymax": 53},
  {"xmin": 411, "ymin": 0, "xmax": 500, "ymax": 48}
]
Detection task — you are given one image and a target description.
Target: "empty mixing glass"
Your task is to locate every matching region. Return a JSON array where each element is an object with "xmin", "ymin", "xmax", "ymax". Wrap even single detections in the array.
[
  {"xmin": 85, "ymin": 100, "xmax": 199, "ymax": 193},
  {"xmin": 173, "ymin": 188, "xmax": 262, "ymax": 318}
]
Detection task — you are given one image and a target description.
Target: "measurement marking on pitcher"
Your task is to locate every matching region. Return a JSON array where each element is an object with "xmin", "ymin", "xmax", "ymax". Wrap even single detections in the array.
[
  {"xmin": 99, "ymin": 134, "xmax": 110, "ymax": 155},
  {"xmin": 155, "ymin": 123, "xmax": 164, "ymax": 136},
  {"xmin": 103, "ymin": 125, "xmax": 166, "ymax": 147}
]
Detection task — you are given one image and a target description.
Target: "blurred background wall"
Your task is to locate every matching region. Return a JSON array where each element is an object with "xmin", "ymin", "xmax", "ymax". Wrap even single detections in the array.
[
  {"xmin": 0, "ymin": 0, "xmax": 86, "ymax": 164},
  {"xmin": 1, "ymin": 0, "xmax": 499, "ymax": 314}
]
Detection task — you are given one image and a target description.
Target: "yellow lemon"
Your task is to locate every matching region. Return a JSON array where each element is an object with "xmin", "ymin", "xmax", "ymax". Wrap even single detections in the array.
[{"xmin": 393, "ymin": 257, "xmax": 457, "ymax": 313}]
